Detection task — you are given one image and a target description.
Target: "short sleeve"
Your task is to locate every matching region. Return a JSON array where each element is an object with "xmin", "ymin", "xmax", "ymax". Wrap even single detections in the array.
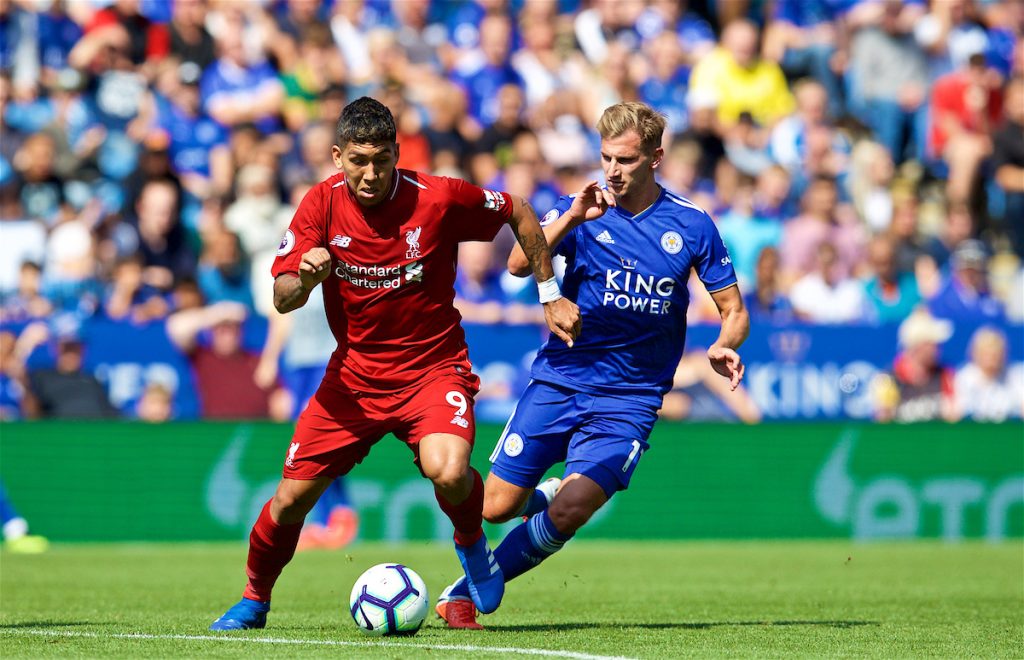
[
  {"xmin": 443, "ymin": 177, "xmax": 514, "ymax": 242},
  {"xmin": 271, "ymin": 184, "xmax": 326, "ymax": 278},
  {"xmin": 542, "ymin": 196, "xmax": 578, "ymax": 259},
  {"xmin": 691, "ymin": 213, "xmax": 738, "ymax": 293}
]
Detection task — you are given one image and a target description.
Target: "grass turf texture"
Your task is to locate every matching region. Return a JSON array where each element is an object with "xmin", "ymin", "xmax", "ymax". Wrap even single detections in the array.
[{"xmin": 1, "ymin": 541, "xmax": 1021, "ymax": 658}]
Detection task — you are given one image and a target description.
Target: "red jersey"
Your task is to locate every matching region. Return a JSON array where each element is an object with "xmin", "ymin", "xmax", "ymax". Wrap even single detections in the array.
[{"xmin": 272, "ymin": 170, "xmax": 513, "ymax": 393}]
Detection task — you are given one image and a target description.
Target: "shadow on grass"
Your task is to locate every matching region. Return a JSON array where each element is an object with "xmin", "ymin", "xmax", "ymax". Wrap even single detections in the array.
[{"xmin": 487, "ymin": 620, "xmax": 878, "ymax": 632}]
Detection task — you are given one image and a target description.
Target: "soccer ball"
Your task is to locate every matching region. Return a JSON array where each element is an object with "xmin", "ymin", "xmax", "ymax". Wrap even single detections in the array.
[{"xmin": 349, "ymin": 563, "xmax": 429, "ymax": 636}]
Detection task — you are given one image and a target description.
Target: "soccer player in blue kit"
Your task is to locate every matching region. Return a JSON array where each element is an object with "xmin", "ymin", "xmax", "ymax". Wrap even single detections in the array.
[{"xmin": 436, "ymin": 102, "xmax": 750, "ymax": 629}]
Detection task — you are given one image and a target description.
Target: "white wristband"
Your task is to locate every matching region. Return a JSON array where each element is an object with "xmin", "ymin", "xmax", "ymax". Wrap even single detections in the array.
[{"xmin": 537, "ymin": 277, "xmax": 562, "ymax": 303}]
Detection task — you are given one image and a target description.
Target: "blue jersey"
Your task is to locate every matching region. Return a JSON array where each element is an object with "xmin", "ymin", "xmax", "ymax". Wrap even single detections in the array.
[{"xmin": 530, "ymin": 187, "xmax": 737, "ymax": 405}]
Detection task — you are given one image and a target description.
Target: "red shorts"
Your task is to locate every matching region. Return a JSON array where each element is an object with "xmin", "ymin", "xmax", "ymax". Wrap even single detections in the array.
[{"xmin": 281, "ymin": 371, "xmax": 480, "ymax": 480}]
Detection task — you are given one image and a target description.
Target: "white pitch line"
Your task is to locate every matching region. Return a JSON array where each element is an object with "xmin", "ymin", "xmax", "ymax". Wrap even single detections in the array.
[{"xmin": 1, "ymin": 628, "xmax": 636, "ymax": 660}]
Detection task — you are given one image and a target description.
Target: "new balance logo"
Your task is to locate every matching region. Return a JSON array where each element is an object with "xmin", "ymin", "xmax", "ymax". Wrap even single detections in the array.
[
  {"xmin": 330, "ymin": 235, "xmax": 351, "ymax": 248},
  {"xmin": 450, "ymin": 415, "xmax": 469, "ymax": 429},
  {"xmin": 596, "ymin": 230, "xmax": 615, "ymax": 244}
]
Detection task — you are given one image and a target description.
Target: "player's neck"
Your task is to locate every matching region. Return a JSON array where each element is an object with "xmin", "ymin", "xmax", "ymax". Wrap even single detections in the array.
[{"xmin": 616, "ymin": 184, "xmax": 662, "ymax": 217}]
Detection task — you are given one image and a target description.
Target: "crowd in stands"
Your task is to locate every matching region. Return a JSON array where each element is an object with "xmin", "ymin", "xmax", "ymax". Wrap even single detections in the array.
[{"xmin": 1, "ymin": 0, "xmax": 1022, "ymax": 424}]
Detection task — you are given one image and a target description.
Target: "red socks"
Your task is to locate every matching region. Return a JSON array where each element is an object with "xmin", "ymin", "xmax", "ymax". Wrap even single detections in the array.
[
  {"xmin": 242, "ymin": 500, "xmax": 304, "ymax": 602},
  {"xmin": 435, "ymin": 468, "xmax": 484, "ymax": 547}
]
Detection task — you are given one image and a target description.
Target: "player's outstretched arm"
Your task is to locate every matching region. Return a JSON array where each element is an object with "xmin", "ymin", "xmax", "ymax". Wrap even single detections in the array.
[
  {"xmin": 507, "ymin": 181, "xmax": 614, "ymax": 277},
  {"xmin": 707, "ymin": 284, "xmax": 750, "ymax": 391},
  {"xmin": 273, "ymin": 248, "xmax": 332, "ymax": 314},
  {"xmin": 505, "ymin": 194, "xmax": 582, "ymax": 347}
]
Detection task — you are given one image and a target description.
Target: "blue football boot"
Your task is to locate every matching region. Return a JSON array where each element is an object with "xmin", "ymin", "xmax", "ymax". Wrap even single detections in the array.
[
  {"xmin": 454, "ymin": 535, "xmax": 504, "ymax": 614},
  {"xmin": 209, "ymin": 598, "xmax": 270, "ymax": 631}
]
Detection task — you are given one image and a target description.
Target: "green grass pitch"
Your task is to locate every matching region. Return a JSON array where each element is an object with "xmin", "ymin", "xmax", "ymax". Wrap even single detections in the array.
[{"xmin": 1, "ymin": 540, "xmax": 1021, "ymax": 658}]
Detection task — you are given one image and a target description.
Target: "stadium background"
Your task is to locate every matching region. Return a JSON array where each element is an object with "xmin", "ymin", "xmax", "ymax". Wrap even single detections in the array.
[{"xmin": 1, "ymin": 0, "xmax": 1022, "ymax": 547}]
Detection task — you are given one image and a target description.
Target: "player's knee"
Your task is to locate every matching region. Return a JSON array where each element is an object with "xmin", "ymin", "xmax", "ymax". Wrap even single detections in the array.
[
  {"xmin": 547, "ymin": 498, "xmax": 596, "ymax": 535},
  {"xmin": 271, "ymin": 486, "xmax": 317, "ymax": 523},
  {"xmin": 482, "ymin": 491, "xmax": 519, "ymax": 524},
  {"xmin": 425, "ymin": 461, "xmax": 468, "ymax": 494}
]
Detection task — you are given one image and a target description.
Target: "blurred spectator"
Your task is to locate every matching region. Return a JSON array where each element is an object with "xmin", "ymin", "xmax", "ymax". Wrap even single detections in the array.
[
  {"xmin": 0, "ymin": 185, "xmax": 46, "ymax": 294},
  {"xmin": 790, "ymin": 242, "xmax": 868, "ymax": 324},
  {"xmin": 753, "ymin": 163, "xmax": 794, "ymax": 223},
  {"xmin": 156, "ymin": 61, "xmax": 232, "ymax": 202},
  {"xmin": 863, "ymin": 234, "xmax": 921, "ymax": 324},
  {"xmin": 638, "ymin": 30, "xmax": 690, "ymax": 134},
  {"xmin": 848, "ymin": 140, "xmax": 896, "ymax": 233},
  {"xmin": 928, "ymin": 53, "xmax": 1003, "ymax": 204},
  {"xmin": 1, "ymin": 262, "xmax": 52, "ymax": 324},
  {"xmin": 928, "ymin": 239, "xmax": 1005, "ymax": 322},
  {"xmin": 279, "ymin": 23, "xmax": 347, "ymax": 132},
  {"xmin": 169, "ymin": 0, "xmax": 216, "ymax": 71},
  {"xmin": 780, "ymin": 176, "xmax": 866, "ymax": 284},
  {"xmin": 166, "ymin": 302, "xmax": 288, "ymax": 420},
  {"xmin": 689, "ymin": 19, "xmax": 795, "ymax": 129},
  {"xmin": 924, "ymin": 202, "xmax": 977, "ymax": 270},
  {"xmin": 512, "ymin": 7, "xmax": 578, "ymax": 109},
  {"xmin": 744, "ymin": 246, "xmax": 794, "ymax": 324},
  {"xmin": 68, "ymin": 0, "xmax": 169, "ymax": 76},
  {"xmin": 197, "ymin": 229, "xmax": 253, "ymax": 308},
  {"xmin": 0, "ymin": 329, "xmax": 29, "ymax": 420},
  {"xmin": 104, "ymin": 255, "xmax": 168, "ymax": 323},
  {"xmin": 769, "ymin": 78, "xmax": 849, "ymax": 181},
  {"xmin": 874, "ymin": 309, "xmax": 957, "ymax": 423},
  {"xmin": 23, "ymin": 324, "xmax": 119, "ymax": 419},
  {"xmin": 452, "ymin": 14, "xmax": 522, "ymax": 131},
  {"xmin": 992, "ymin": 76, "xmax": 1024, "ymax": 257},
  {"xmin": 660, "ymin": 348, "xmax": 761, "ymax": 423},
  {"xmin": 471, "ymin": 83, "xmax": 528, "ymax": 172},
  {"xmin": 136, "ymin": 381, "xmax": 173, "ymax": 422},
  {"xmin": 848, "ymin": 0, "xmax": 929, "ymax": 163},
  {"xmin": 954, "ymin": 327, "xmax": 1024, "ymax": 422},
  {"xmin": 127, "ymin": 178, "xmax": 196, "ymax": 290},
  {"xmin": 454, "ymin": 241, "xmax": 506, "ymax": 324},
  {"xmin": 763, "ymin": 0, "xmax": 847, "ymax": 118},
  {"xmin": 13, "ymin": 132, "xmax": 65, "ymax": 224},
  {"xmin": 716, "ymin": 175, "xmax": 782, "ymax": 289},
  {"xmin": 674, "ymin": 90, "xmax": 726, "ymax": 185},
  {"xmin": 200, "ymin": 15, "xmax": 284, "ymax": 134},
  {"xmin": 573, "ymin": 0, "xmax": 644, "ymax": 66}
]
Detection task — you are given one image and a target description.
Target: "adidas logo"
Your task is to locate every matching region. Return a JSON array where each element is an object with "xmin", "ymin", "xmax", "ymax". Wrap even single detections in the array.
[{"xmin": 596, "ymin": 230, "xmax": 615, "ymax": 244}]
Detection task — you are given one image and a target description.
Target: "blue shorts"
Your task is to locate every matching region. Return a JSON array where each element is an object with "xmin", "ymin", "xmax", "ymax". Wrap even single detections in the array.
[{"xmin": 488, "ymin": 380, "xmax": 659, "ymax": 498}]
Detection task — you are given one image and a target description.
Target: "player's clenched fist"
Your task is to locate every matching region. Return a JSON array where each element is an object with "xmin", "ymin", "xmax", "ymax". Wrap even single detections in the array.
[
  {"xmin": 299, "ymin": 247, "xmax": 332, "ymax": 290},
  {"xmin": 543, "ymin": 297, "xmax": 582, "ymax": 348}
]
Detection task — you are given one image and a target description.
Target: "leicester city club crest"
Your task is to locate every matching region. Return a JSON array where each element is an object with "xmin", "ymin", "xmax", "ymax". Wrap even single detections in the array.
[{"xmin": 660, "ymin": 231, "xmax": 683, "ymax": 254}]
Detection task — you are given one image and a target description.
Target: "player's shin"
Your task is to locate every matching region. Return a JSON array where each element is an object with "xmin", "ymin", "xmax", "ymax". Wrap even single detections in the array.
[
  {"xmin": 242, "ymin": 500, "xmax": 304, "ymax": 602},
  {"xmin": 434, "ymin": 468, "xmax": 485, "ymax": 545}
]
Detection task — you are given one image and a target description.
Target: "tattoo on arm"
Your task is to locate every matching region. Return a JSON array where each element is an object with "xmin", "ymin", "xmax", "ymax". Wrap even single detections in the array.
[
  {"xmin": 511, "ymin": 201, "xmax": 555, "ymax": 281},
  {"xmin": 273, "ymin": 275, "xmax": 311, "ymax": 314}
]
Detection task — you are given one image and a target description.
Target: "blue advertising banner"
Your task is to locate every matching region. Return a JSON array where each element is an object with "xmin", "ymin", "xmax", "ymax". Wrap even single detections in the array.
[{"xmin": 8, "ymin": 317, "xmax": 1022, "ymax": 421}]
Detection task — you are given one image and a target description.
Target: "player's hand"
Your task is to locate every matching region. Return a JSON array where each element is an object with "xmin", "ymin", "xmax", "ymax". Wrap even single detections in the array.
[
  {"xmin": 568, "ymin": 181, "xmax": 616, "ymax": 223},
  {"xmin": 707, "ymin": 345, "xmax": 745, "ymax": 391},
  {"xmin": 299, "ymin": 248, "xmax": 332, "ymax": 290},
  {"xmin": 543, "ymin": 297, "xmax": 581, "ymax": 348}
]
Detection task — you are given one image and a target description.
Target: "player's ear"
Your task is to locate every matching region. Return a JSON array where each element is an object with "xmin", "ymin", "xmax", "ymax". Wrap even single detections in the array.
[
  {"xmin": 393, "ymin": 141, "xmax": 400, "ymax": 164},
  {"xmin": 650, "ymin": 146, "xmax": 664, "ymax": 170},
  {"xmin": 331, "ymin": 144, "xmax": 345, "ymax": 169}
]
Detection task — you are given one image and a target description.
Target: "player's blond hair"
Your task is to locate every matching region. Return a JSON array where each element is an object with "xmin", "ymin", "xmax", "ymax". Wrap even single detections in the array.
[{"xmin": 597, "ymin": 102, "xmax": 667, "ymax": 153}]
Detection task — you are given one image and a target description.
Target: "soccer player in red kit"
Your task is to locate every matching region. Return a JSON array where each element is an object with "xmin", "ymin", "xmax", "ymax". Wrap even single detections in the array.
[{"xmin": 210, "ymin": 97, "xmax": 581, "ymax": 630}]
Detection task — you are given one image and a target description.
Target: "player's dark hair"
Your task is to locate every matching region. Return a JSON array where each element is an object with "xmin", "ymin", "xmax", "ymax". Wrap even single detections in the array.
[{"xmin": 336, "ymin": 97, "xmax": 397, "ymax": 147}]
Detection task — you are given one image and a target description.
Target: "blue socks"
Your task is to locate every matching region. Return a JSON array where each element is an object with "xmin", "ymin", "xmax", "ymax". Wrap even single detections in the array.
[
  {"xmin": 449, "ymin": 510, "xmax": 572, "ymax": 601},
  {"xmin": 516, "ymin": 489, "xmax": 550, "ymax": 518}
]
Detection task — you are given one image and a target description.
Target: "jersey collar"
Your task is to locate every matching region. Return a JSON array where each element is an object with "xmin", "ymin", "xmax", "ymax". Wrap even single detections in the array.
[{"xmin": 613, "ymin": 186, "xmax": 665, "ymax": 223}]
